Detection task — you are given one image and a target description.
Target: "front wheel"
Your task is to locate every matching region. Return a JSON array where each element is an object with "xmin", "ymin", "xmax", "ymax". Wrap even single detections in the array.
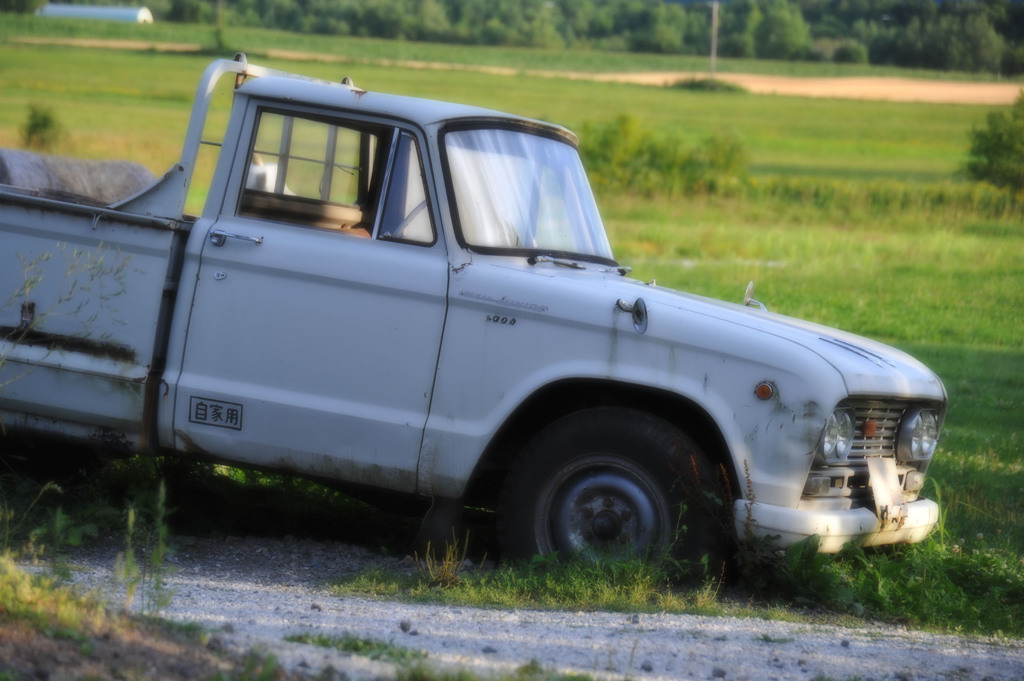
[{"xmin": 497, "ymin": 408, "xmax": 729, "ymax": 576}]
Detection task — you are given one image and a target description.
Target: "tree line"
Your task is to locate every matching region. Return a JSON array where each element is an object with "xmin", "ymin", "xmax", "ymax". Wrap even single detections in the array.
[{"xmin": 9, "ymin": 0, "xmax": 1024, "ymax": 75}]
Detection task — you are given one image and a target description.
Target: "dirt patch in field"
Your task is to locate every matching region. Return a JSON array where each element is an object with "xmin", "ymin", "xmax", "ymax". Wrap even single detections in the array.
[
  {"xmin": 265, "ymin": 48, "xmax": 1023, "ymax": 105},
  {"xmin": 13, "ymin": 36, "xmax": 203, "ymax": 52},
  {"xmin": 584, "ymin": 71, "xmax": 1023, "ymax": 105},
  {"xmin": 13, "ymin": 36, "xmax": 1024, "ymax": 105}
]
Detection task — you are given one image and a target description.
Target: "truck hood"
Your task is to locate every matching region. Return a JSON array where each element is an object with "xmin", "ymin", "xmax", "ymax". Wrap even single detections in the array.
[{"xmin": 627, "ymin": 279, "xmax": 946, "ymax": 401}]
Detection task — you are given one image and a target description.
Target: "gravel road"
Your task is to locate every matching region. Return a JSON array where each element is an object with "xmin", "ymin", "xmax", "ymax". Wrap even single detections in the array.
[{"xmin": 58, "ymin": 536, "xmax": 1024, "ymax": 681}]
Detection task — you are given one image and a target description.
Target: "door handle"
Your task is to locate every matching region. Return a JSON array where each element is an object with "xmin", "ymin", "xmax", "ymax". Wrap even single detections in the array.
[{"xmin": 210, "ymin": 229, "xmax": 263, "ymax": 247}]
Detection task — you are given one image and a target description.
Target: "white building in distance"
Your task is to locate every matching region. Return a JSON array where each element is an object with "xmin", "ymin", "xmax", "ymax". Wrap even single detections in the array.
[{"xmin": 37, "ymin": 4, "xmax": 155, "ymax": 23}]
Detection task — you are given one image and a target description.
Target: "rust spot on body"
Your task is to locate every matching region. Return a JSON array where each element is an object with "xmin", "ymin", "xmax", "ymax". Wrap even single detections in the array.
[{"xmin": 0, "ymin": 326, "xmax": 136, "ymax": 363}]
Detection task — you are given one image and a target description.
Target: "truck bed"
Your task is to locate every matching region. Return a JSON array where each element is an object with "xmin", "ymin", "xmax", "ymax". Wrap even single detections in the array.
[{"xmin": 0, "ymin": 187, "xmax": 187, "ymax": 451}]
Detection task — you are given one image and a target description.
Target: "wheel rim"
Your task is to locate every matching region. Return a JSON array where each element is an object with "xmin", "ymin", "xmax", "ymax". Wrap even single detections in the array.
[{"xmin": 538, "ymin": 457, "xmax": 669, "ymax": 560}]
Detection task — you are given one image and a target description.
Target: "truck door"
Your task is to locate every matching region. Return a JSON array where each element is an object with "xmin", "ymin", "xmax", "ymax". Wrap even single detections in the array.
[{"xmin": 171, "ymin": 107, "xmax": 445, "ymax": 493}]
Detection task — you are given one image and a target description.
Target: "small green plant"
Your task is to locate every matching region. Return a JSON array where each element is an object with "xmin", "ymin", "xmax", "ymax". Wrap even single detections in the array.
[
  {"xmin": 32, "ymin": 505, "xmax": 99, "ymax": 579},
  {"xmin": 207, "ymin": 652, "xmax": 281, "ymax": 681},
  {"xmin": 755, "ymin": 633, "xmax": 795, "ymax": 644},
  {"xmin": 286, "ymin": 632, "xmax": 427, "ymax": 665},
  {"xmin": 20, "ymin": 103, "xmax": 61, "ymax": 151},
  {"xmin": 397, "ymin": 664, "xmax": 478, "ymax": 681},
  {"xmin": 738, "ymin": 534, "xmax": 860, "ymax": 611},
  {"xmin": 396, "ymin": 659, "xmax": 591, "ymax": 681}
]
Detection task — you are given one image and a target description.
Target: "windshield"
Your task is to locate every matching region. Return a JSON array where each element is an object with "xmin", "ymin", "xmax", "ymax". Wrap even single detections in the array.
[{"xmin": 444, "ymin": 127, "xmax": 615, "ymax": 264}]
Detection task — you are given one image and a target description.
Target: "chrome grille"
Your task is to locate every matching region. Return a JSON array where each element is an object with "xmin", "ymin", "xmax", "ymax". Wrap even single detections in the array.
[
  {"xmin": 848, "ymin": 401, "xmax": 906, "ymax": 459},
  {"xmin": 804, "ymin": 401, "xmax": 930, "ymax": 505}
]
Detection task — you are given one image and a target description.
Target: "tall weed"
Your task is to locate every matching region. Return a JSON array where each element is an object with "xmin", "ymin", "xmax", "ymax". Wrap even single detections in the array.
[
  {"xmin": 0, "ymin": 476, "xmax": 62, "ymax": 557},
  {"xmin": 115, "ymin": 480, "xmax": 174, "ymax": 614}
]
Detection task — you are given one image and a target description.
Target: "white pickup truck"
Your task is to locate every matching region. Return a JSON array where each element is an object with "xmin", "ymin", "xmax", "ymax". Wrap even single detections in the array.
[{"xmin": 0, "ymin": 55, "xmax": 944, "ymax": 567}]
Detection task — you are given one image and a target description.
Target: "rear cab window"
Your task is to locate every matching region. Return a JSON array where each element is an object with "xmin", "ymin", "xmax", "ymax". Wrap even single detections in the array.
[{"xmin": 239, "ymin": 109, "xmax": 435, "ymax": 245}]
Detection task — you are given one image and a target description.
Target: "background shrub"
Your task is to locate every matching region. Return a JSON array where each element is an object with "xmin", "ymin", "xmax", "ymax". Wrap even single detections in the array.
[
  {"xmin": 966, "ymin": 92, "xmax": 1024, "ymax": 191},
  {"xmin": 833, "ymin": 39, "xmax": 869, "ymax": 64},
  {"xmin": 20, "ymin": 104, "xmax": 61, "ymax": 151},
  {"xmin": 579, "ymin": 116, "xmax": 748, "ymax": 196}
]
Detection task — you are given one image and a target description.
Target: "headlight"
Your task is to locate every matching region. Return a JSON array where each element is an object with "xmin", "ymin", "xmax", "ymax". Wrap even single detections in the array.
[
  {"xmin": 898, "ymin": 408, "xmax": 938, "ymax": 462},
  {"xmin": 821, "ymin": 408, "xmax": 854, "ymax": 462}
]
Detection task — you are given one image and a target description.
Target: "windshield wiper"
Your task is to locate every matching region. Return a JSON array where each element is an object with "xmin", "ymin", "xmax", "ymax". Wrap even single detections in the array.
[{"xmin": 527, "ymin": 254, "xmax": 586, "ymax": 270}]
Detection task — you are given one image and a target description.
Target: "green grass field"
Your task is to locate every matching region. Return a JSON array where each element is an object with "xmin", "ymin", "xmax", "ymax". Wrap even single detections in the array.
[
  {"xmin": 0, "ymin": 17, "xmax": 1008, "ymax": 186},
  {"xmin": 2, "ymin": 17, "xmax": 1023, "ymax": 635}
]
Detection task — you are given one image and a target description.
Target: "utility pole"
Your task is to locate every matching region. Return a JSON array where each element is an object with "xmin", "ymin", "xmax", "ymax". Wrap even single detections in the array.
[
  {"xmin": 710, "ymin": 0, "xmax": 719, "ymax": 77},
  {"xmin": 216, "ymin": 0, "xmax": 225, "ymax": 51}
]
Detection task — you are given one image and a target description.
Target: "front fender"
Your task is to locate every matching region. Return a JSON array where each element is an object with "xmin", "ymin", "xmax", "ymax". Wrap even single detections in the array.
[{"xmin": 419, "ymin": 262, "xmax": 846, "ymax": 505}]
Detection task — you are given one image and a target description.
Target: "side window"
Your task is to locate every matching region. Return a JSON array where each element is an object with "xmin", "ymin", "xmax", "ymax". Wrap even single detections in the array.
[
  {"xmin": 377, "ymin": 132, "xmax": 433, "ymax": 245},
  {"xmin": 240, "ymin": 110, "xmax": 388, "ymax": 237}
]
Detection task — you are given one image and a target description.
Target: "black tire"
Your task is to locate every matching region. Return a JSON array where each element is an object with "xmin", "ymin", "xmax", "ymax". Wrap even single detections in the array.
[{"xmin": 497, "ymin": 407, "xmax": 728, "ymax": 577}]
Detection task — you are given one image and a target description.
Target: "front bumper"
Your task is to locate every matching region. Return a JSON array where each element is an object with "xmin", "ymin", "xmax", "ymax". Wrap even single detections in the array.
[{"xmin": 734, "ymin": 497, "xmax": 939, "ymax": 553}]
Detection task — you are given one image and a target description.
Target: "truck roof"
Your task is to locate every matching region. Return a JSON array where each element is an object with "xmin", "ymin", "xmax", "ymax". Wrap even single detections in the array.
[{"xmin": 235, "ymin": 75, "xmax": 578, "ymax": 144}]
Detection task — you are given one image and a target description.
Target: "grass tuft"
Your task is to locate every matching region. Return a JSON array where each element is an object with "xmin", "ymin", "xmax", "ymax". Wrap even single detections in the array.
[
  {"xmin": 0, "ymin": 554, "xmax": 107, "ymax": 633},
  {"xmin": 415, "ymin": 531, "xmax": 473, "ymax": 589},
  {"xmin": 334, "ymin": 553, "xmax": 721, "ymax": 615}
]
